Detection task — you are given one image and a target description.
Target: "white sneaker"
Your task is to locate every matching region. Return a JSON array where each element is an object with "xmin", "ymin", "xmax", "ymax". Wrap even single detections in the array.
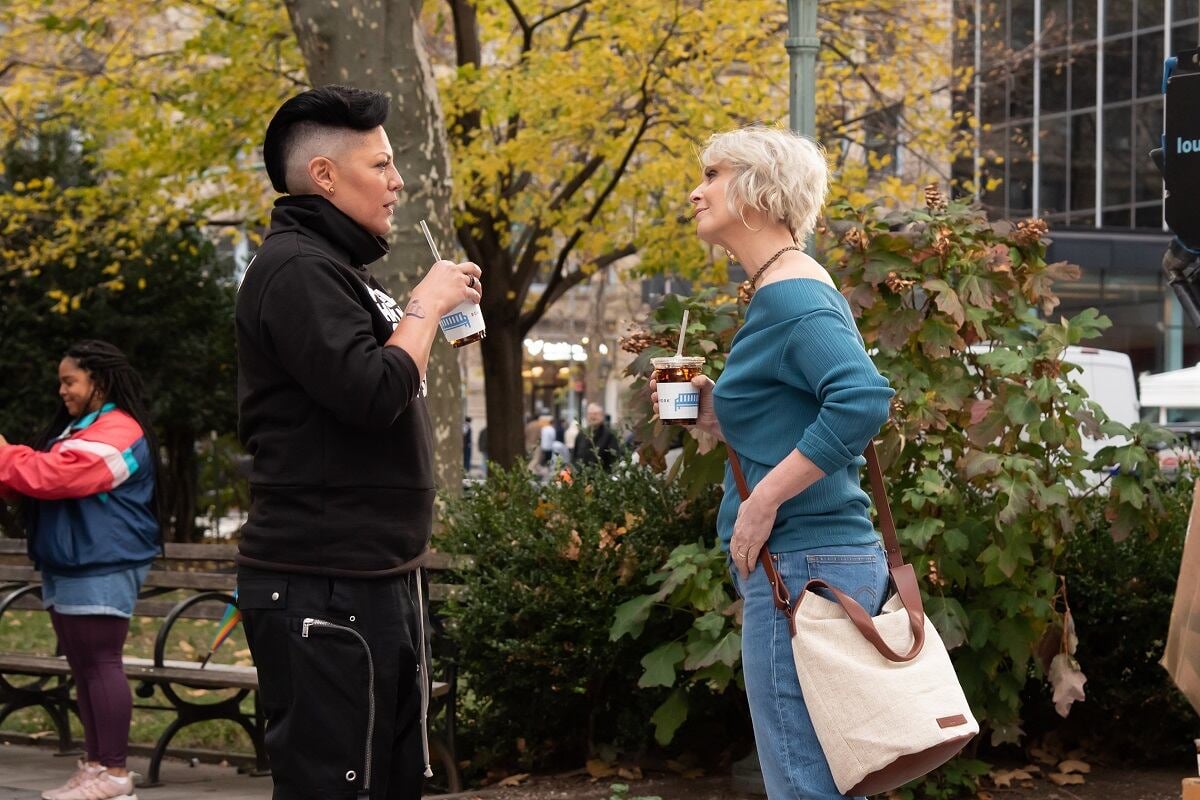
[
  {"xmin": 42, "ymin": 760, "xmax": 103, "ymax": 800},
  {"xmin": 53, "ymin": 770, "xmax": 137, "ymax": 800}
]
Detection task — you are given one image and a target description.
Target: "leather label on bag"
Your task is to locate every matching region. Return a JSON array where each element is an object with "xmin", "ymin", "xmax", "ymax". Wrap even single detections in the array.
[{"xmin": 936, "ymin": 714, "xmax": 968, "ymax": 728}]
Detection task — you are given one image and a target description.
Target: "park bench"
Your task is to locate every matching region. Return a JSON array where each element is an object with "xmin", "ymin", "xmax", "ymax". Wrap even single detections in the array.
[{"xmin": 0, "ymin": 539, "xmax": 465, "ymax": 792}]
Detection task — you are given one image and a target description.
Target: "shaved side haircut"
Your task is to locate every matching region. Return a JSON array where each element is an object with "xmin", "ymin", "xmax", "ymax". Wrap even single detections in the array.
[{"xmin": 262, "ymin": 85, "xmax": 389, "ymax": 194}]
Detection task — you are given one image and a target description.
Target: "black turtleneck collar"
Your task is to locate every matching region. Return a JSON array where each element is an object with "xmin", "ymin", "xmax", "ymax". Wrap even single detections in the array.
[{"xmin": 268, "ymin": 194, "xmax": 389, "ymax": 269}]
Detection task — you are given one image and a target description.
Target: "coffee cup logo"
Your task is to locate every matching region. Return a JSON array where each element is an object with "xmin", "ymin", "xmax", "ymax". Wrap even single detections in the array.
[
  {"xmin": 438, "ymin": 301, "xmax": 487, "ymax": 347},
  {"xmin": 440, "ymin": 311, "xmax": 470, "ymax": 332},
  {"xmin": 674, "ymin": 391, "xmax": 700, "ymax": 412}
]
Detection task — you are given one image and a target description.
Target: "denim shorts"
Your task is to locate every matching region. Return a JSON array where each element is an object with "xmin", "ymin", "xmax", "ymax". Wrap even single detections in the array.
[
  {"xmin": 730, "ymin": 543, "xmax": 889, "ymax": 799},
  {"xmin": 41, "ymin": 563, "xmax": 152, "ymax": 617}
]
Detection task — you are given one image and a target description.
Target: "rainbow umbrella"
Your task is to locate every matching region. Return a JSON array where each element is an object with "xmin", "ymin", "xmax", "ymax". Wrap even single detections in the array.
[{"xmin": 200, "ymin": 591, "xmax": 241, "ymax": 669}]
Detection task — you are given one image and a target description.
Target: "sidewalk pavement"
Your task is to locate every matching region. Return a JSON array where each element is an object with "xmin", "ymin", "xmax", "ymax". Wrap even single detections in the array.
[{"xmin": 0, "ymin": 742, "xmax": 270, "ymax": 799}]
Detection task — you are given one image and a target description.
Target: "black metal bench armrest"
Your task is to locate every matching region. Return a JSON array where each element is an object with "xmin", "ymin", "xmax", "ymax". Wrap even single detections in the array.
[{"xmin": 0, "ymin": 583, "xmax": 43, "ymax": 626}]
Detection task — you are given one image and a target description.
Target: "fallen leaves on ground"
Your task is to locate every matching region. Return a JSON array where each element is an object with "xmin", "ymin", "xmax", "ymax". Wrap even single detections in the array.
[
  {"xmin": 665, "ymin": 759, "xmax": 705, "ymax": 779},
  {"xmin": 990, "ymin": 767, "xmax": 1035, "ymax": 788},
  {"xmin": 497, "ymin": 773, "xmax": 530, "ymax": 787},
  {"xmin": 1048, "ymin": 772, "xmax": 1085, "ymax": 786}
]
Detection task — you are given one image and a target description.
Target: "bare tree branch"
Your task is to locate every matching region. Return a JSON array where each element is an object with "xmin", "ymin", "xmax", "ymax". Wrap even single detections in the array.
[
  {"xmin": 503, "ymin": 0, "xmax": 534, "ymax": 50},
  {"xmin": 548, "ymin": 154, "xmax": 605, "ymax": 212},
  {"xmin": 529, "ymin": 0, "xmax": 591, "ymax": 34},
  {"xmin": 179, "ymin": 0, "xmax": 246, "ymax": 26},
  {"xmin": 563, "ymin": 6, "xmax": 590, "ymax": 50},
  {"xmin": 520, "ymin": 243, "xmax": 636, "ymax": 333}
]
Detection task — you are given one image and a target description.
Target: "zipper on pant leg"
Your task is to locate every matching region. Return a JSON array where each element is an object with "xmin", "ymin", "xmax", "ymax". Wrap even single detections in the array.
[
  {"xmin": 415, "ymin": 568, "xmax": 433, "ymax": 779},
  {"xmin": 302, "ymin": 617, "xmax": 376, "ymax": 791}
]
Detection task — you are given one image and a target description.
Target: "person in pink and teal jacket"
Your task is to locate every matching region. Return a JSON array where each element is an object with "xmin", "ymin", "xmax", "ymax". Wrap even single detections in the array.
[{"xmin": 0, "ymin": 340, "xmax": 162, "ymax": 800}]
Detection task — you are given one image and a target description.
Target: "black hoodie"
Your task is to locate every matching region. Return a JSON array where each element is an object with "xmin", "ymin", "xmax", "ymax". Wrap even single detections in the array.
[{"xmin": 235, "ymin": 195, "xmax": 431, "ymax": 576}]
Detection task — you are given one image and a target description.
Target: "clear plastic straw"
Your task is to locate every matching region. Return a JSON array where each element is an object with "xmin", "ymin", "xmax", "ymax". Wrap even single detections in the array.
[
  {"xmin": 675, "ymin": 310, "xmax": 689, "ymax": 358},
  {"xmin": 418, "ymin": 220, "xmax": 442, "ymax": 262}
]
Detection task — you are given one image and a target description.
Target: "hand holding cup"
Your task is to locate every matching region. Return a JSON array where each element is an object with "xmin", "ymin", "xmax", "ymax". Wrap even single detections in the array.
[
  {"xmin": 415, "ymin": 220, "xmax": 487, "ymax": 348},
  {"xmin": 413, "ymin": 260, "xmax": 481, "ymax": 317}
]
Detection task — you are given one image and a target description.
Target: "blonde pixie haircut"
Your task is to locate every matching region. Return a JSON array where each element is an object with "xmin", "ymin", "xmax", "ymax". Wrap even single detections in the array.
[{"xmin": 699, "ymin": 125, "xmax": 830, "ymax": 243}]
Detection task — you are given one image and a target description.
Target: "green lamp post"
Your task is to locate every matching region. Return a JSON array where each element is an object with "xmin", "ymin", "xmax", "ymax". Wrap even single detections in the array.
[{"xmin": 787, "ymin": 0, "xmax": 820, "ymax": 138}]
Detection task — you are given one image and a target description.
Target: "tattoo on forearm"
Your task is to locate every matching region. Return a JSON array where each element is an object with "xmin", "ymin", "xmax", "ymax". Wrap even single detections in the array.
[{"xmin": 405, "ymin": 298, "xmax": 426, "ymax": 319}]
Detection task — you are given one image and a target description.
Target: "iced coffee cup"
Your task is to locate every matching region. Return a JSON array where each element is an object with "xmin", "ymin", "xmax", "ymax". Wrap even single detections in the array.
[
  {"xmin": 439, "ymin": 301, "xmax": 486, "ymax": 348},
  {"xmin": 652, "ymin": 356, "xmax": 705, "ymax": 426}
]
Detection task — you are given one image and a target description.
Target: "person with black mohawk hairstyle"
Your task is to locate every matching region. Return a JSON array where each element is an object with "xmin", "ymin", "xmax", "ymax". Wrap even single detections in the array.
[{"xmin": 236, "ymin": 85, "xmax": 481, "ymax": 799}]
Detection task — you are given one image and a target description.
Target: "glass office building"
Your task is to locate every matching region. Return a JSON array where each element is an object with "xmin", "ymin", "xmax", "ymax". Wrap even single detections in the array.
[{"xmin": 957, "ymin": 0, "xmax": 1200, "ymax": 375}]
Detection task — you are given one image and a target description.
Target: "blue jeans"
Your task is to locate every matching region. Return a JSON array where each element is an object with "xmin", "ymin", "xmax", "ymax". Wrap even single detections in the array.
[{"xmin": 731, "ymin": 544, "xmax": 889, "ymax": 800}]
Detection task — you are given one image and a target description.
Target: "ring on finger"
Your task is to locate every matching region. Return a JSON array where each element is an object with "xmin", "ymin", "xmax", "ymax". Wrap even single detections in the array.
[{"xmin": 467, "ymin": 275, "xmax": 477, "ymax": 289}]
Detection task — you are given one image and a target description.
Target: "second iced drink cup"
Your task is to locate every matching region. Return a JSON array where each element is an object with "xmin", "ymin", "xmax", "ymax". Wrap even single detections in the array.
[{"xmin": 652, "ymin": 356, "xmax": 705, "ymax": 425}]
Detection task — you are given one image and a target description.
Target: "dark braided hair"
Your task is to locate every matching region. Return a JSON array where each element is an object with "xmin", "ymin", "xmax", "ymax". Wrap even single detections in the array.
[{"xmin": 32, "ymin": 340, "xmax": 166, "ymax": 531}]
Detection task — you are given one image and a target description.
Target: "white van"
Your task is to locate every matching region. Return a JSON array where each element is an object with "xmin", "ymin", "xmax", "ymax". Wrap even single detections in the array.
[{"xmin": 1060, "ymin": 346, "xmax": 1139, "ymax": 463}]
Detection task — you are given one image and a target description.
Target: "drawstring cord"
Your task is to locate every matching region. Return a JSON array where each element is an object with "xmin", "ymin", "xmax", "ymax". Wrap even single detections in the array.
[{"xmin": 415, "ymin": 567, "xmax": 433, "ymax": 779}]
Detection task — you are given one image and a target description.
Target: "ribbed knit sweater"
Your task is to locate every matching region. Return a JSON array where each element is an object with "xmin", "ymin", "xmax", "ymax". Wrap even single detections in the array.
[{"xmin": 712, "ymin": 278, "xmax": 894, "ymax": 553}]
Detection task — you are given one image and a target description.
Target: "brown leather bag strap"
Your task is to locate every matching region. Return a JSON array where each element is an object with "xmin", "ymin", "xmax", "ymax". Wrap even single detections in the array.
[
  {"xmin": 863, "ymin": 442, "xmax": 904, "ymax": 570},
  {"xmin": 792, "ymin": 570, "xmax": 926, "ymax": 662},
  {"xmin": 728, "ymin": 453, "xmax": 792, "ymax": 613}
]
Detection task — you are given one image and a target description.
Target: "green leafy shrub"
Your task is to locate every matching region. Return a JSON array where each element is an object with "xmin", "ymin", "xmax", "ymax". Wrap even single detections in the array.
[
  {"xmin": 437, "ymin": 462, "xmax": 732, "ymax": 770},
  {"xmin": 1021, "ymin": 475, "xmax": 1197, "ymax": 761},
  {"xmin": 618, "ymin": 192, "xmax": 1173, "ymax": 793}
]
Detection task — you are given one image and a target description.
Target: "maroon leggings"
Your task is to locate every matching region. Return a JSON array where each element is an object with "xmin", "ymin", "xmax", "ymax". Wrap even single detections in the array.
[{"xmin": 50, "ymin": 610, "xmax": 132, "ymax": 768}]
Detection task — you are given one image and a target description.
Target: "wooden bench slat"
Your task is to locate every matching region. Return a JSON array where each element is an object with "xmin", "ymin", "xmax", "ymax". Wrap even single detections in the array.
[
  {"xmin": 0, "ymin": 653, "xmax": 71, "ymax": 676},
  {"xmin": 4, "ymin": 594, "xmax": 230, "ymax": 621},
  {"xmin": 2, "ymin": 539, "xmax": 472, "ymax": 569},
  {"xmin": 142, "ymin": 571, "xmax": 236, "ymax": 590},
  {"xmin": 162, "ymin": 543, "xmax": 239, "ymax": 559},
  {"xmin": 0, "ymin": 652, "xmax": 450, "ymax": 698},
  {"xmin": 6, "ymin": 572, "xmax": 458, "ymax": 603},
  {"xmin": 0, "ymin": 565, "xmax": 37, "ymax": 582}
]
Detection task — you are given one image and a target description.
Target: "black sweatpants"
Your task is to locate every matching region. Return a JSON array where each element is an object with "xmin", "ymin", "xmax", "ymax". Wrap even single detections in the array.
[{"xmin": 237, "ymin": 566, "xmax": 427, "ymax": 800}]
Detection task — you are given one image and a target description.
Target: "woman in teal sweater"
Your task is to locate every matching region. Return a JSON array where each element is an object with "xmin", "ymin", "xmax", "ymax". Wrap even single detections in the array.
[{"xmin": 658, "ymin": 126, "xmax": 894, "ymax": 799}]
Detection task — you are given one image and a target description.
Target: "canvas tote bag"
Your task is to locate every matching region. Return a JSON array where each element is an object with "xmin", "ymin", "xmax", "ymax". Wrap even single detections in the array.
[{"xmin": 729, "ymin": 443, "xmax": 978, "ymax": 796}]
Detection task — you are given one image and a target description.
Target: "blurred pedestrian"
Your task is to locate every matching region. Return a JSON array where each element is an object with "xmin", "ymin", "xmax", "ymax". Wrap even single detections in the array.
[
  {"xmin": 462, "ymin": 416, "xmax": 473, "ymax": 473},
  {"xmin": 564, "ymin": 417, "xmax": 580, "ymax": 451},
  {"xmin": 538, "ymin": 416, "xmax": 556, "ymax": 469},
  {"xmin": 477, "ymin": 425, "xmax": 488, "ymax": 476},
  {"xmin": 572, "ymin": 403, "xmax": 619, "ymax": 471},
  {"xmin": 524, "ymin": 414, "xmax": 542, "ymax": 458}
]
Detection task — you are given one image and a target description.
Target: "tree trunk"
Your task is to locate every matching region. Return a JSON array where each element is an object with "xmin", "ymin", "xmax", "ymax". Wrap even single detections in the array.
[
  {"xmin": 479, "ymin": 317, "xmax": 526, "ymax": 469},
  {"xmin": 165, "ymin": 426, "xmax": 199, "ymax": 543},
  {"xmin": 583, "ymin": 266, "xmax": 610, "ymax": 410},
  {"xmin": 0, "ymin": 505, "xmax": 21, "ymax": 538},
  {"xmin": 285, "ymin": 0, "xmax": 463, "ymax": 492}
]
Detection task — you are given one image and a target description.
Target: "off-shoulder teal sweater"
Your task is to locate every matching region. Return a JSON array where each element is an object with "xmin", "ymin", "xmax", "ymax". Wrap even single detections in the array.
[{"xmin": 712, "ymin": 278, "xmax": 894, "ymax": 553}]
